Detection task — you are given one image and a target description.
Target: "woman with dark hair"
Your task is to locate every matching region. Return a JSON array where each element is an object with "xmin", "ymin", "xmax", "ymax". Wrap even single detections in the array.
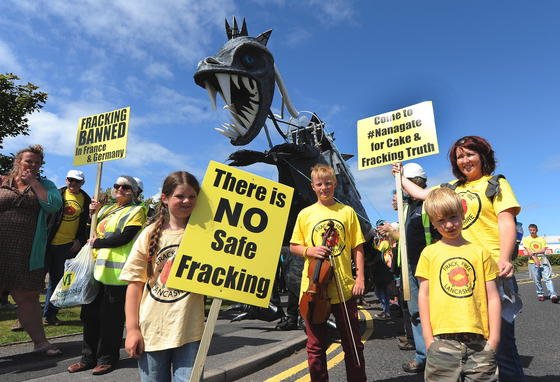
[
  {"xmin": 0, "ymin": 145, "xmax": 63, "ymax": 355},
  {"xmin": 68, "ymin": 175, "xmax": 146, "ymax": 375},
  {"xmin": 394, "ymin": 136, "xmax": 525, "ymax": 381}
]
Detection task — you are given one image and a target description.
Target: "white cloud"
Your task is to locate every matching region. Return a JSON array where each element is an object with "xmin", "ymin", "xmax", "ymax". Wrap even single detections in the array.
[
  {"xmin": 0, "ymin": 39, "xmax": 22, "ymax": 73},
  {"xmin": 144, "ymin": 62, "xmax": 174, "ymax": 80},
  {"xmin": 7, "ymin": 0, "xmax": 236, "ymax": 65},
  {"xmin": 306, "ymin": 0, "xmax": 355, "ymax": 23}
]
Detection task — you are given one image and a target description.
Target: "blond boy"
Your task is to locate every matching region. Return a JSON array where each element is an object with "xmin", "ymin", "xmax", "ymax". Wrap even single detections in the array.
[
  {"xmin": 290, "ymin": 163, "xmax": 366, "ymax": 381},
  {"xmin": 416, "ymin": 187, "xmax": 501, "ymax": 381}
]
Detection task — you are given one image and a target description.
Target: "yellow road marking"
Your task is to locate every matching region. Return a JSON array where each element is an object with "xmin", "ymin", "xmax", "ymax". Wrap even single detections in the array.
[{"xmin": 266, "ymin": 307, "xmax": 374, "ymax": 382}]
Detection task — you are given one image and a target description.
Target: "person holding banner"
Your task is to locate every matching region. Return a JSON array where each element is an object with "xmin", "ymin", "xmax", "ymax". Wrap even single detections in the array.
[
  {"xmin": 395, "ymin": 136, "xmax": 525, "ymax": 381},
  {"xmin": 0, "ymin": 144, "xmax": 63, "ymax": 356},
  {"xmin": 119, "ymin": 171, "xmax": 205, "ymax": 382},
  {"xmin": 380, "ymin": 163, "xmax": 439, "ymax": 374},
  {"xmin": 290, "ymin": 164, "xmax": 367, "ymax": 381},
  {"xmin": 68, "ymin": 175, "xmax": 146, "ymax": 375}
]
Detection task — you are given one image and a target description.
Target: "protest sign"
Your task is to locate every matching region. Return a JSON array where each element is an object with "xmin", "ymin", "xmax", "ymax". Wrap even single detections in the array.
[
  {"xmin": 73, "ymin": 107, "xmax": 130, "ymax": 166},
  {"xmin": 166, "ymin": 160, "xmax": 294, "ymax": 307},
  {"xmin": 357, "ymin": 101, "xmax": 438, "ymax": 170}
]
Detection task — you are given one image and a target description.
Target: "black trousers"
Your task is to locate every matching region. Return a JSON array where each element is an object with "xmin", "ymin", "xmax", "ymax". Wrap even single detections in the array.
[{"xmin": 80, "ymin": 283, "xmax": 127, "ymax": 366}]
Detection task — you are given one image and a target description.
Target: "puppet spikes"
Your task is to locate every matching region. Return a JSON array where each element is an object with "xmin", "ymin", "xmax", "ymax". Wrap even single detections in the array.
[
  {"xmin": 232, "ymin": 17, "xmax": 239, "ymax": 38},
  {"xmin": 225, "ymin": 19, "xmax": 232, "ymax": 40},
  {"xmin": 226, "ymin": 17, "xmax": 248, "ymax": 39},
  {"xmin": 240, "ymin": 19, "xmax": 248, "ymax": 36},
  {"xmin": 255, "ymin": 30, "xmax": 272, "ymax": 46}
]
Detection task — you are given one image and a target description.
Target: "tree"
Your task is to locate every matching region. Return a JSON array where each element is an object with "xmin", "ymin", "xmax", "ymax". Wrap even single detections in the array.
[{"xmin": 0, "ymin": 73, "xmax": 48, "ymax": 173}]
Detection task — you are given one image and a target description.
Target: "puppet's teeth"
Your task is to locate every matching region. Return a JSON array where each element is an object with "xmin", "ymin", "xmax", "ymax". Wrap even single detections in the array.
[
  {"xmin": 238, "ymin": 106, "xmax": 256, "ymax": 125},
  {"xmin": 205, "ymin": 81, "xmax": 217, "ymax": 110},
  {"xmin": 226, "ymin": 121, "xmax": 247, "ymax": 135},
  {"xmin": 215, "ymin": 126, "xmax": 238, "ymax": 139},
  {"xmin": 231, "ymin": 74, "xmax": 240, "ymax": 89},
  {"xmin": 241, "ymin": 76, "xmax": 253, "ymax": 92},
  {"xmin": 216, "ymin": 73, "xmax": 232, "ymax": 106},
  {"xmin": 222, "ymin": 123, "xmax": 241, "ymax": 137},
  {"xmin": 234, "ymin": 110, "xmax": 251, "ymax": 128}
]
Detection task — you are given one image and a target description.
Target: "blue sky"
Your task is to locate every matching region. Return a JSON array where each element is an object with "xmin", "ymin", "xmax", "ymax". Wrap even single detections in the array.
[{"xmin": 1, "ymin": 1, "xmax": 559, "ymax": 236}]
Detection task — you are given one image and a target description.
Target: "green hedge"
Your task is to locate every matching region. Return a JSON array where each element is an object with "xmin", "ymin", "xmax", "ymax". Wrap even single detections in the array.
[{"xmin": 513, "ymin": 254, "xmax": 560, "ymax": 268}]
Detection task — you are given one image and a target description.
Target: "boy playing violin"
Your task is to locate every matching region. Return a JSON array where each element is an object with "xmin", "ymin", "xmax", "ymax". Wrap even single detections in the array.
[{"xmin": 290, "ymin": 164, "xmax": 367, "ymax": 381}]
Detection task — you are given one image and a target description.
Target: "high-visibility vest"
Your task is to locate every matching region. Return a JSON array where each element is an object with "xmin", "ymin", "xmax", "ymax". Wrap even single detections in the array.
[{"xmin": 93, "ymin": 204, "xmax": 145, "ymax": 285}]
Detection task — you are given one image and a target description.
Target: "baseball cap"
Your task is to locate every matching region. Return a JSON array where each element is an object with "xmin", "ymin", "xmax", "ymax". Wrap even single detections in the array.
[
  {"xmin": 402, "ymin": 163, "xmax": 426, "ymax": 179},
  {"xmin": 66, "ymin": 169, "xmax": 85, "ymax": 182}
]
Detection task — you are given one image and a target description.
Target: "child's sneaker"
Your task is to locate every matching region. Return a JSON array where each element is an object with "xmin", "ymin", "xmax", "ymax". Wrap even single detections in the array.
[
  {"xmin": 537, "ymin": 295, "xmax": 545, "ymax": 301},
  {"xmin": 551, "ymin": 295, "xmax": 559, "ymax": 304}
]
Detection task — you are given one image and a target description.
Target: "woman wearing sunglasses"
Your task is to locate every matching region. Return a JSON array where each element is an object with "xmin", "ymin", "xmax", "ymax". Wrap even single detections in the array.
[{"xmin": 68, "ymin": 175, "xmax": 146, "ymax": 376}]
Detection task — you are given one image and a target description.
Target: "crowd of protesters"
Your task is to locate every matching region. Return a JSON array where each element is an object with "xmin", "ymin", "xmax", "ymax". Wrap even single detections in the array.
[{"xmin": 2, "ymin": 135, "xmax": 557, "ymax": 381}]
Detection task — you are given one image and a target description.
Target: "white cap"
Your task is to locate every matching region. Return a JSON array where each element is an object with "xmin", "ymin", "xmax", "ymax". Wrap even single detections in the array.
[
  {"xmin": 66, "ymin": 169, "xmax": 85, "ymax": 182},
  {"xmin": 403, "ymin": 163, "xmax": 427, "ymax": 179},
  {"xmin": 133, "ymin": 177, "xmax": 144, "ymax": 193}
]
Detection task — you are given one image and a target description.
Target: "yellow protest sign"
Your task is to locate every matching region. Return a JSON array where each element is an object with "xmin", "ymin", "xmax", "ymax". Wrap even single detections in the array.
[
  {"xmin": 166, "ymin": 161, "xmax": 294, "ymax": 307},
  {"xmin": 357, "ymin": 101, "xmax": 438, "ymax": 170},
  {"xmin": 73, "ymin": 107, "xmax": 130, "ymax": 166}
]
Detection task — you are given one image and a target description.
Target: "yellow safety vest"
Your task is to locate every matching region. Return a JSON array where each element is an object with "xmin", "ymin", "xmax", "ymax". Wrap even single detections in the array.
[{"xmin": 94, "ymin": 204, "xmax": 145, "ymax": 285}]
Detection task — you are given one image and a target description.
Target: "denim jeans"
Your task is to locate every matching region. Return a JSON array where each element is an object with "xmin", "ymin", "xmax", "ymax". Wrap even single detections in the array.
[
  {"xmin": 496, "ymin": 276, "xmax": 526, "ymax": 382},
  {"xmin": 375, "ymin": 285, "xmax": 390, "ymax": 314},
  {"xmin": 43, "ymin": 243, "xmax": 76, "ymax": 319},
  {"xmin": 138, "ymin": 341, "xmax": 200, "ymax": 382},
  {"xmin": 528, "ymin": 262, "xmax": 557, "ymax": 297},
  {"xmin": 408, "ymin": 267, "xmax": 426, "ymax": 365}
]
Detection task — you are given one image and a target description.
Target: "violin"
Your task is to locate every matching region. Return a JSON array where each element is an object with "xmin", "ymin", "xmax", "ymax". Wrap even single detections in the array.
[{"xmin": 299, "ymin": 221, "xmax": 337, "ymax": 324}]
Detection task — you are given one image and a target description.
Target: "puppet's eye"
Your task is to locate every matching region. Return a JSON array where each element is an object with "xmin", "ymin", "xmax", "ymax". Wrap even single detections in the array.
[{"xmin": 241, "ymin": 54, "xmax": 255, "ymax": 68}]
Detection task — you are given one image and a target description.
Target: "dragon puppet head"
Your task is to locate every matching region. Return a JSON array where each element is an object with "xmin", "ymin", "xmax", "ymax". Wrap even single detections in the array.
[{"xmin": 194, "ymin": 17, "xmax": 275, "ymax": 146}]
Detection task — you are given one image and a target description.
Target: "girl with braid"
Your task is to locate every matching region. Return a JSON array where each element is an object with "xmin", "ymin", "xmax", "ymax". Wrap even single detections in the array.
[{"xmin": 120, "ymin": 171, "xmax": 204, "ymax": 382}]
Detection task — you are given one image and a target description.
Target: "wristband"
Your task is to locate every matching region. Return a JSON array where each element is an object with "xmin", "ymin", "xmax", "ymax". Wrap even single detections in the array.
[{"xmin": 303, "ymin": 247, "xmax": 309, "ymax": 257}]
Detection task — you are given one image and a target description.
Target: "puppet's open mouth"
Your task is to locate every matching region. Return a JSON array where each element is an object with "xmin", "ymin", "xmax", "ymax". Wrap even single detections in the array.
[{"xmin": 202, "ymin": 73, "xmax": 260, "ymax": 141}]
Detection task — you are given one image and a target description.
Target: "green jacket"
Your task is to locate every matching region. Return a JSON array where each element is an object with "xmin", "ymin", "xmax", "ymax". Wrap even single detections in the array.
[{"xmin": 30, "ymin": 177, "xmax": 63, "ymax": 270}]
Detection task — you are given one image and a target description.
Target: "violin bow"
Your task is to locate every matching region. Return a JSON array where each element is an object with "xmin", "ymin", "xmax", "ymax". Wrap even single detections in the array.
[{"xmin": 324, "ymin": 220, "xmax": 361, "ymax": 367}]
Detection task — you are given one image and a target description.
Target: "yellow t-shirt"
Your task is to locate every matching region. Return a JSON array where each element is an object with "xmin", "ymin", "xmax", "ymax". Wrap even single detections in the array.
[
  {"xmin": 415, "ymin": 241, "xmax": 499, "ymax": 339},
  {"xmin": 450, "ymin": 175, "xmax": 520, "ymax": 261},
  {"xmin": 120, "ymin": 224, "xmax": 205, "ymax": 352},
  {"xmin": 51, "ymin": 189, "xmax": 84, "ymax": 245},
  {"xmin": 522, "ymin": 235, "xmax": 547, "ymax": 264},
  {"xmin": 291, "ymin": 202, "xmax": 365, "ymax": 304}
]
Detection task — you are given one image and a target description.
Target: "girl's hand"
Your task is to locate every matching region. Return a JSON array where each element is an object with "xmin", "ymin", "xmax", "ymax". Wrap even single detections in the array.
[
  {"xmin": 125, "ymin": 328, "xmax": 144, "ymax": 358},
  {"xmin": 87, "ymin": 237, "xmax": 96, "ymax": 247}
]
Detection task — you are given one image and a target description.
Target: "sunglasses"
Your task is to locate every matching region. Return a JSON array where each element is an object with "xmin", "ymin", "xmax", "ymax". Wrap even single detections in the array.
[
  {"xmin": 113, "ymin": 183, "xmax": 132, "ymax": 191},
  {"xmin": 67, "ymin": 178, "xmax": 82, "ymax": 183}
]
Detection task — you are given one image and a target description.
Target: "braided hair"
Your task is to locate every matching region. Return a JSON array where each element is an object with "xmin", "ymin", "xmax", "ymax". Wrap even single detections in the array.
[{"xmin": 146, "ymin": 171, "xmax": 200, "ymax": 279}]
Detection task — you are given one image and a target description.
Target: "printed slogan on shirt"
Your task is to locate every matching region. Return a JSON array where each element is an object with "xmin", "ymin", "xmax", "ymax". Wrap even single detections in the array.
[
  {"xmin": 166, "ymin": 161, "xmax": 294, "ymax": 307},
  {"xmin": 357, "ymin": 101, "xmax": 439, "ymax": 170},
  {"xmin": 73, "ymin": 107, "xmax": 130, "ymax": 166}
]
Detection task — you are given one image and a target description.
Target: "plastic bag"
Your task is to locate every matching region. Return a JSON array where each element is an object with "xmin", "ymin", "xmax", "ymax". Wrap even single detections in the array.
[{"xmin": 51, "ymin": 244, "xmax": 99, "ymax": 307}]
